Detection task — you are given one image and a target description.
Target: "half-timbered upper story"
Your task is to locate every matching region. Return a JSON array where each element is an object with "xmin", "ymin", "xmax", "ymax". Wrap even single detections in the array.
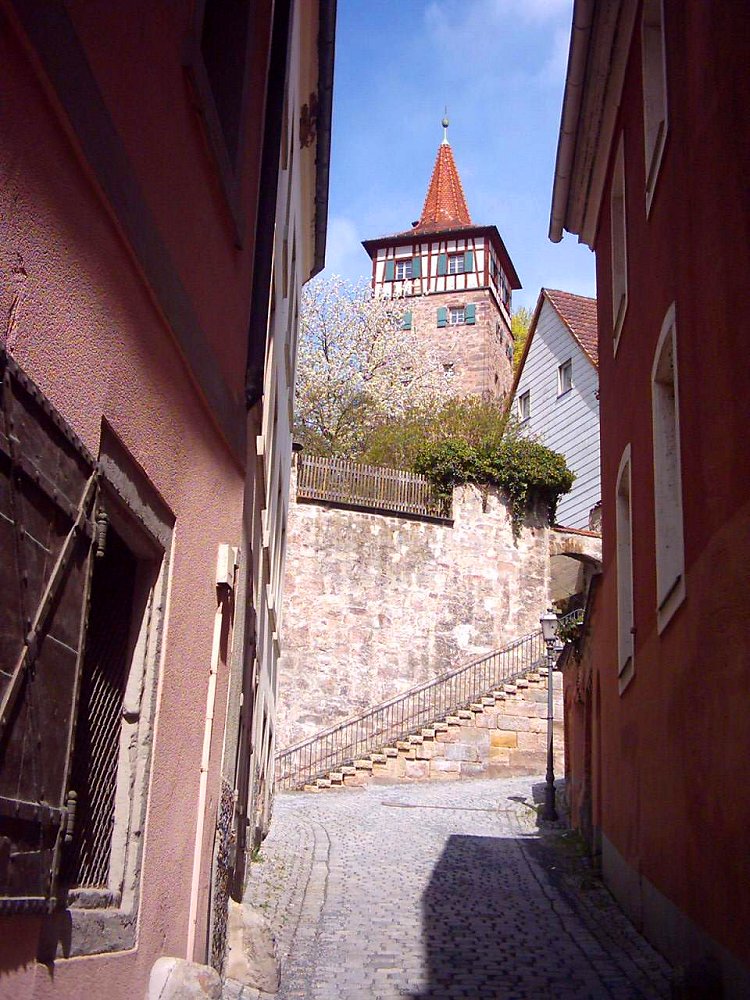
[{"xmin": 362, "ymin": 123, "xmax": 521, "ymax": 399}]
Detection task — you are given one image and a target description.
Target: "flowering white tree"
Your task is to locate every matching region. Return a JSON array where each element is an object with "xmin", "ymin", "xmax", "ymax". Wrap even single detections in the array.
[{"xmin": 294, "ymin": 276, "xmax": 451, "ymax": 457}]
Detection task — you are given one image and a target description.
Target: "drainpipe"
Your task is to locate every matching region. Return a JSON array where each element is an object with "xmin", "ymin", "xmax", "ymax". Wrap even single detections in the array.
[{"xmin": 186, "ymin": 545, "xmax": 236, "ymax": 961}]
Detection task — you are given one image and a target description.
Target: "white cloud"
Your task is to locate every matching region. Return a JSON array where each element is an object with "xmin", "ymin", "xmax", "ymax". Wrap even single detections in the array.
[{"xmin": 424, "ymin": 0, "xmax": 572, "ymax": 87}]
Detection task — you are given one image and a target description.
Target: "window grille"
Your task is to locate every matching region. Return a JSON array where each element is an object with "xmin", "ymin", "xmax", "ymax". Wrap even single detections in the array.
[
  {"xmin": 395, "ymin": 259, "xmax": 413, "ymax": 280},
  {"xmin": 449, "ymin": 307, "xmax": 465, "ymax": 325},
  {"xmin": 448, "ymin": 254, "xmax": 465, "ymax": 274},
  {"xmin": 67, "ymin": 526, "xmax": 138, "ymax": 890}
]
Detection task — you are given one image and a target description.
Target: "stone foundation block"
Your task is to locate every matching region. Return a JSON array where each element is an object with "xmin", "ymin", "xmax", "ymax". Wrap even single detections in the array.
[
  {"xmin": 436, "ymin": 729, "xmax": 459, "ymax": 743},
  {"xmin": 457, "ymin": 728, "xmax": 490, "ymax": 746},
  {"xmin": 443, "ymin": 744, "xmax": 478, "ymax": 762},
  {"xmin": 460, "ymin": 761, "xmax": 486, "ymax": 777},
  {"xmin": 488, "ymin": 746, "xmax": 511, "ymax": 764},
  {"xmin": 224, "ymin": 900, "xmax": 280, "ymax": 993},
  {"xmin": 490, "ymin": 731, "xmax": 518, "ymax": 748},
  {"xmin": 495, "ymin": 714, "xmax": 531, "ymax": 732},
  {"xmin": 517, "ymin": 731, "xmax": 547, "ymax": 752},
  {"xmin": 404, "ymin": 759, "xmax": 430, "ymax": 780},
  {"xmin": 430, "ymin": 758, "xmax": 460, "ymax": 774},
  {"xmin": 475, "ymin": 711, "xmax": 497, "ymax": 729},
  {"xmin": 147, "ymin": 958, "xmax": 221, "ymax": 1000},
  {"xmin": 508, "ymin": 749, "xmax": 546, "ymax": 770}
]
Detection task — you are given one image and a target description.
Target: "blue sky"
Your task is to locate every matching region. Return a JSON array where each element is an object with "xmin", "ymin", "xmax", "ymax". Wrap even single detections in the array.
[{"xmin": 321, "ymin": 0, "xmax": 595, "ymax": 312}]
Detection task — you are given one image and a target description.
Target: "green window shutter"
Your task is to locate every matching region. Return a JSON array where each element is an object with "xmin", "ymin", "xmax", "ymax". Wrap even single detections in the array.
[
  {"xmin": 437, "ymin": 254, "xmax": 447, "ymax": 276},
  {"xmin": 437, "ymin": 307, "xmax": 447, "ymax": 328},
  {"xmin": 464, "ymin": 250, "xmax": 474, "ymax": 272},
  {"xmin": 411, "ymin": 256, "xmax": 421, "ymax": 278},
  {"xmin": 402, "ymin": 311, "xmax": 412, "ymax": 330},
  {"xmin": 385, "ymin": 259, "xmax": 395, "ymax": 281},
  {"xmin": 465, "ymin": 303, "xmax": 476, "ymax": 325}
]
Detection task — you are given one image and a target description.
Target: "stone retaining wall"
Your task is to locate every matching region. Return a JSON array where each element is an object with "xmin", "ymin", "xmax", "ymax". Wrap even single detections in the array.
[{"xmin": 278, "ymin": 475, "xmax": 551, "ymax": 749}]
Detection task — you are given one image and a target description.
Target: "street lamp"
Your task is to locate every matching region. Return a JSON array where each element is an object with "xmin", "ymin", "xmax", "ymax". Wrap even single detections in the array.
[{"xmin": 540, "ymin": 608, "xmax": 559, "ymax": 822}]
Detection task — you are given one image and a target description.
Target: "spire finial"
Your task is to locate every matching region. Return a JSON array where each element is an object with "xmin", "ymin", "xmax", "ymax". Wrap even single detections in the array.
[{"xmin": 442, "ymin": 107, "xmax": 450, "ymax": 144}]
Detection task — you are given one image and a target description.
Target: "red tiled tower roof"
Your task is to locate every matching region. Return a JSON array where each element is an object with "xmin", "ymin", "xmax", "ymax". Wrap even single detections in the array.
[{"xmin": 415, "ymin": 140, "xmax": 472, "ymax": 232}]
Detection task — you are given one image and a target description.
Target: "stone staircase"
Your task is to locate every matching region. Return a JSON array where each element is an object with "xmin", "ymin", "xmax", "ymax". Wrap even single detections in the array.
[{"xmin": 301, "ymin": 668, "xmax": 564, "ymax": 792}]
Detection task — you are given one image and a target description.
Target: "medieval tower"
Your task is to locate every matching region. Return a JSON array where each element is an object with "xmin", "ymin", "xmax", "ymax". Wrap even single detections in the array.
[{"xmin": 362, "ymin": 118, "xmax": 521, "ymax": 400}]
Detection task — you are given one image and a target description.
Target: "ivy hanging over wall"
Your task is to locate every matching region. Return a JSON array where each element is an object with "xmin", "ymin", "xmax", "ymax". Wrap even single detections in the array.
[{"xmin": 413, "ymin": 434, "xmax": 574, "ymax": 536}]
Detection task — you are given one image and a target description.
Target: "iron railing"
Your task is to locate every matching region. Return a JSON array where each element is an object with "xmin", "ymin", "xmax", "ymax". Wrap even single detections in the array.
[
  {"xmin": 275, "ymin": 610, "xmax": 583, "ymax": 790},
  {"xmin": 296, "ymin": 454, "xmax": 451, "ymax": 520}
]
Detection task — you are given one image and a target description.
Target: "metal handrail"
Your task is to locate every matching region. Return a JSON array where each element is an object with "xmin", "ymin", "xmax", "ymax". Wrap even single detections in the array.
[{"xmin": 275, "ymin": 610, "xmax": 581, "ymax": 790}]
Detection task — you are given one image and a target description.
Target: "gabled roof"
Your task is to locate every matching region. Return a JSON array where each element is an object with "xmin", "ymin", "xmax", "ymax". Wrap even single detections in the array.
[
  {"xmin": 507, "ymin": 287, "xmax": 598, "ymax": 408},
  {"xmin": 544, "ymin": 288, "xmax": 598, "ymax": 365},
  {"xmin": 414, "ymin": 140, "xmax": 472, "ymax": 232}
]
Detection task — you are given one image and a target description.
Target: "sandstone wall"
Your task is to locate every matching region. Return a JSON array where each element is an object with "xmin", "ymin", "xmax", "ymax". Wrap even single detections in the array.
[{"xmin": 277, "ymin": 480, "xmax": 551, "ymax": 749}]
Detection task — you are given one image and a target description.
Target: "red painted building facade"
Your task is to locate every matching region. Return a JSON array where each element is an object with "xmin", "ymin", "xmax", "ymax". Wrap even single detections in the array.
[{"xmin": 551, "ymin": 1, "xmax": 750, "ymax": 994}]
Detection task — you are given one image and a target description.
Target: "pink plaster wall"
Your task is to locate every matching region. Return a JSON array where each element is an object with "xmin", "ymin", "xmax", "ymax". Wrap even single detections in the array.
[{"xmin": 0, "ymin": 10, "xmax": 253, "ymax": 997}]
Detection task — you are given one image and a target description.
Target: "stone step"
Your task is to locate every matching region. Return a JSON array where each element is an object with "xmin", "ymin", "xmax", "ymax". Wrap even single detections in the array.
[
  {"xmin": 481, "ymin": 696, "xmax": 496, "ymax": 707},
  {"xmin": 370, "ymin": 753, "xmax": 387, "ymax": 764},
  {"xmin": 433, "ymin": 722, "xmax": 449, "ymax": 732},
  {"xmin": 396, "ymin": 741, "xmax": 412, "ymax": 751},
  {"xmin": 515, "ymin": 678, "xmax": 529, "ymax": 689},
  {"xmin": 457, "ymin": 710, "xmax": 474, "ymax": 721},
  {"xmin": 445, "ymin": 716, "xmax": 461, "ymax": 726},
  {"xmin": 491, "ymin": 691, "xmax": 506, "ymax": 701},
  {"xmin": 421, "ymin": 728, "xmax": 436, "ymax": 740},
  {"xmin": 316, "ymin": 778, "xmax": 331, "ymax": 788},
  {"xmin": 525, "ymin": 672, "xmax": 541, "ymax": 682},
  {"xmin": 504, "ymin": 684, "xmax": 517, "ymax": 695},
  {"xmin": 354, "ymin": 759, "xmax": 373, "ymax": 770},
  {"xmin": 329, "ymin": 772, "xmax": 344, "ymax": 784},
  {"xmin": 469, "ymin": 703, "xmax": 484, "ymax": 713},
  {"xmin": 384, "ymin": 747, "xmax": 399, "ymax": 757},
  {"xmin": 303, "ymin": 784, "xmax": 320, "ymax": 792},
  {"xmin": 408, "ymin": 734, "xmax": 424, "ymax": 745},
  {"xmin": 341, "ymin": 765, "xmax": 357, "ymax": 776}
]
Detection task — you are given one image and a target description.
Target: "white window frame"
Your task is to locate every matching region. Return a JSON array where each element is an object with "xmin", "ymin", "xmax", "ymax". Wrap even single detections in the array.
[
  {"xmin": 449, "ymin": 306, "xmax": 465, "ymax": 326},
  {"xmin": 518, "ymin": 390, "xmax": 530, "ymax": 423},
  {"xmin": 611, "ymin": 135, "xmax": 628, "ymax": 355},
  {"xmin": 557, "ymin": 358, "xmax": 573, "ymax": 396},
  {"xmin": 443, "ymin": 362, "xmax": 455, "ymax": 380},
  {"xmin": 448, "ymin": 253, "xmax": 466, "ymax": 275},
  {"xmin": 642, "ymin": 0, "xmax": 668, "ymax": 216},
  {"xmin": 395, "ymin": 258, "xmax": 413, "ymax": 280},
  {"xmin": 616, "ymin": 445, "xmax": 635, "ymax": 693},
  {"xmin": 651, "ymin": 302, "xmax": 685, "ymax": 632}
]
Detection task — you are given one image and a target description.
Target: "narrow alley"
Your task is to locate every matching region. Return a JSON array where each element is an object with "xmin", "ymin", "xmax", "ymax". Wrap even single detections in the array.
[{"xmin": 226, "ymin": 776, "xmax": 671, "ymax": 1000}]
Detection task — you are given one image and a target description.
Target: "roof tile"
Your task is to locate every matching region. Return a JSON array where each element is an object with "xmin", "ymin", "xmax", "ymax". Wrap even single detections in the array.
[{"xmin": 544, "ymin": 288, "xmax": 598, "ymax": 366}]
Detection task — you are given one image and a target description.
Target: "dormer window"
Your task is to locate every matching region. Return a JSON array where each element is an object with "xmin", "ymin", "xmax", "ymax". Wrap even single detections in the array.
[
  {"xmin": 395, "ymin": 259, "xmax": 413, "ymax": 280},
  {"xmin": 448, "ymin": 254, "xmax": 466, "ymax": 274}
]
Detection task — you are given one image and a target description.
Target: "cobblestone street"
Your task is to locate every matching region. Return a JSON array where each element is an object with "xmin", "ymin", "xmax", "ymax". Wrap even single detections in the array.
[{"xmin": 225, "ymin": 776, "xmax": 672, "ymax": 1000}]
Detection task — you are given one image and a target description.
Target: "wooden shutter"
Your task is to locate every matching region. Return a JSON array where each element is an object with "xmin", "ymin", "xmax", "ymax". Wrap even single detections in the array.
[
  {"xmin": 384, "ymin": 260, "xmax": 395, "ymax": 281},
  {"xmin": 411, "ymin": 256, "xmax": 421, "ymax": 278},
  {"xmin": 437, "ymin": 307, "xmax": 447, "ymax": 328},
  {"xmin": 464, "ymin": 250, "xmax": 474, "ymax": 272},
  {"xmin": 402, "ymin": 311, "xmax": 412, "ymax": 331},
  {"xmin": 465, "ymin": 304, "xmax": 476, "ymax": 325},
  {"xmin": 0, "ymin": 352, "xmax": 98, "ymax": 914},
  {"xmin": 437, "ymin": 254, "xmax": 447, "ymax": 276}
]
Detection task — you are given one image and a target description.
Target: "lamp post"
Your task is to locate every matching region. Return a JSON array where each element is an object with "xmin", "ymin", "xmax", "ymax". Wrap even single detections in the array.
[{"xmin": 540, "ymin": 608, "xmax": 560, "ymax": 822}]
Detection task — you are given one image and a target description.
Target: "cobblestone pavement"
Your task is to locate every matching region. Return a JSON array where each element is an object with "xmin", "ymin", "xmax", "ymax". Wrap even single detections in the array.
[{"xmin": 225, "ymin": 776, "xmax": 672, "ymax": 1000}]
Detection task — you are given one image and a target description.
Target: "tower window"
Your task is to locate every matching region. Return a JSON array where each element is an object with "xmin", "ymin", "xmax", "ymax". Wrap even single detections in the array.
[
  {"xmin": 611, "ymin": 135, "xmax": 628, "ymax": 351},
  {"xmin": 448, "ymin": 254, "xmax": 466, "ymax": 275},
  {"xmin": 449, "ymin": 307, "xmax": 465, "ymax": 325},
  {"xmin": 200, "ymin": 0, "xmax": 251, "ymax": 164},
  {"xmin": 395, "ymin": 259, "xmax": 413, "ymax": 280}
]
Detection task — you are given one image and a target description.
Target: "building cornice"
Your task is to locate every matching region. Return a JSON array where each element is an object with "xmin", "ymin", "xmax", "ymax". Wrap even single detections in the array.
[{"xmin": 549, "ymin": 0, "xmax": 637, "ymax": 248}]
